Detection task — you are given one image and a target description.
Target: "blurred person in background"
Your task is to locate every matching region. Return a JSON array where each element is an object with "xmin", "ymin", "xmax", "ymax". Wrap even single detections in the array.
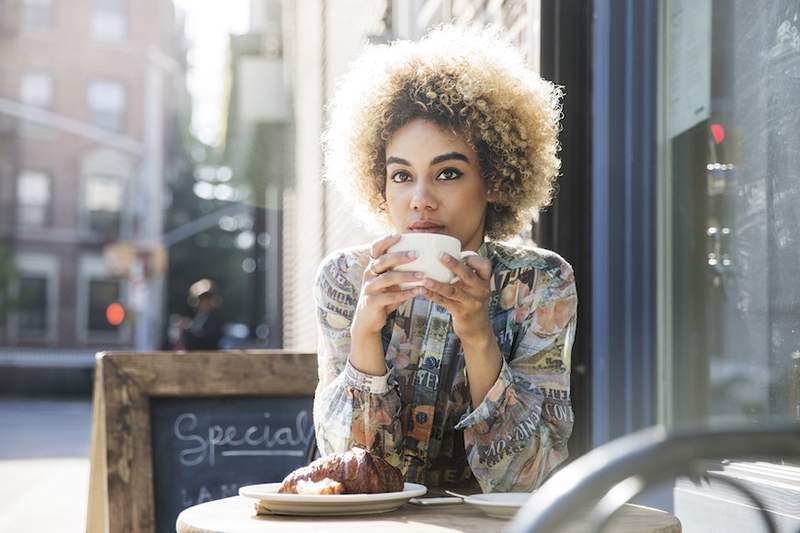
[
  {"xmin": 180, "ymin": 278, "xmax": 224, "ymax": 351},
  {"xmin": 313, "ymin": 26, "xmax": 577, "ymax": 493}
]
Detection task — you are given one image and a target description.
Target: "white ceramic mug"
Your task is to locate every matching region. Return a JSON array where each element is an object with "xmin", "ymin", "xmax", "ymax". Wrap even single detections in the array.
[{"xmin": 387, "ymin": 233, "xmax": 479, "ymax": 289}]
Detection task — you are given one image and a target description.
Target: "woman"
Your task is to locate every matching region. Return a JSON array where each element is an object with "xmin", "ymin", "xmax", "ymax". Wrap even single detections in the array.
[{"xmin": 313, "ymin": 26, "xmax": 577, "ymax": 493}]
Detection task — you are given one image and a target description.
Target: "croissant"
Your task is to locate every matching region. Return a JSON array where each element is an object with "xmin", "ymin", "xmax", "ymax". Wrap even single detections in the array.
[{"xmin": 278, "ymin": 448, "xmax": 404, "ymax": 494}]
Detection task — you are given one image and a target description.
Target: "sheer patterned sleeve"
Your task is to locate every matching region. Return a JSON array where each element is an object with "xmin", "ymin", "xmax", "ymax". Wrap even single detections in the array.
[
  {"xmin": 312, "ymin": 252, "xmax": 404, "ymax": 462},
  {"xmin": 456, "ymin": 257, "xmax": 578, "ymax": 492}
]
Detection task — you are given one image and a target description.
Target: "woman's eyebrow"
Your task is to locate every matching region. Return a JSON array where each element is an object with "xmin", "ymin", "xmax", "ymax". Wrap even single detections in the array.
[
  {"xmin": 386, "ymin": 152, "xmax": 470, "ymax": 168},
  {"xmin": 386, "ymin": 156, "xmax": 410, "ymax": 166},
  {"xmin": 430, "ymin": 152, "xmax": 469, "ymax": 165}
]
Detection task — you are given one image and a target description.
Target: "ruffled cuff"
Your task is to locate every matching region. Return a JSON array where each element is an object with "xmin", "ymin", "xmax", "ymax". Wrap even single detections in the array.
[
  {"xmin": 343, "ymin": 359, "xmax": 393, "ymax": 394},
  {"xmin": 455, "ymin": 359, "xmax": 515, "ymax": 433}
]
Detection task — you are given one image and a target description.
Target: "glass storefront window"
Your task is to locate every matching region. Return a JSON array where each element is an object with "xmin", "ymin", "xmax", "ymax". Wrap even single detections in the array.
[{"xmin": 659, "ymin": 0, "xmax": 800, "ymax": 425}]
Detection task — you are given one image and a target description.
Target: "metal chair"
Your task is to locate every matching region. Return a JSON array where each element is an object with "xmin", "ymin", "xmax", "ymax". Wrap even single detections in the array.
[{"xmin": 508, "ymin": 422, "xmax": 800, "ymax": 533}]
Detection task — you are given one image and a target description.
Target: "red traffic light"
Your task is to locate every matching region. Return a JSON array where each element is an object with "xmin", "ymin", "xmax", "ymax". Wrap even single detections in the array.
[{"xmin": 106, "ymin": 303, "xmax": 126, "ymax": 326}]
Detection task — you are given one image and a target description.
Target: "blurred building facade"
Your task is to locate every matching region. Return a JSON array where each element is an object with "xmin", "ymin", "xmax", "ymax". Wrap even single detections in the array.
[
  {"xmin": 217, "ymin": 0, "xmax": 289, "ymax": 348},
  {"xmin": 0, "ymin": 0, "xmax": 187, "ymax": 389}
]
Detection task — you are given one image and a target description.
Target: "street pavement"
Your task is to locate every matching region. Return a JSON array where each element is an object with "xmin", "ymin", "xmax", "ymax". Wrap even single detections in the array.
[{"xmin": 0, "ymin": 398, "xmax": 92, "ymax": 533}]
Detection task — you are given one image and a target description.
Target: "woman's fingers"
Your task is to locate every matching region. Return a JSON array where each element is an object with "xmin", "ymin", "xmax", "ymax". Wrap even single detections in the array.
[
  {"xmin": 421, "ymin": 278, "xmax": 466, "ymax": 303},
  {"xmin": 364, "ymin": 288, "xmax": 419, "ymax": 309},
  {"xmin": 370, "ymin": 250, "xmax": 417, "ymax": 275},
  {"xmin": 440, "ymin": 254, "xmax": 492, "ymax": 285},
  {"xmin": 464, "ymin": 255, "xmax": 493, "ymax": 280},
  {"xmin": 364, "ymin": 271, "xmax": 423, "ymax": 294},
  {"xmin": 369, "ymin": 234, "xmax": 402, "ymax": 260},
  {"xmin": 439, "ymin": 253, "xmax": 478, "ymax": 285},
  {"xmin": 386, "ymin": 291, "xmax": 420, "ymax": 313},
  {"xmin": 421, "ymin": 278, "xmax": 489, "ymax": 310},
  {"xmin": 419, "ymin": 287, "xmax": 448, "ymax": 309}
]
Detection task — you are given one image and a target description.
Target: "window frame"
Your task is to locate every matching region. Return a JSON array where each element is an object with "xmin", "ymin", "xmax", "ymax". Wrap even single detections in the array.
[
  {"xmin": 84, "ymin": 173, "xmax": 124, "ymax": 236},
  {"xmin": 90, "ymin": 0, "xmax": 128, "ymax": 43},
  {"xmin": 86, "ymin": 79, "xmax": 128, "ymax": 134},
  {"xmin": 10, "ymin": 252, "xmax": 59, "ymax": 344},
  {"xmin": 16, "ymin": 169, "xmax": 52, "ymax": 228},
  {"xmin": 20, "ymin": 0, "xmax": 55, "ymax": 32},
  {"xmin": 19, "ymin": 70, "xmax": 54, "ymax": 109}
]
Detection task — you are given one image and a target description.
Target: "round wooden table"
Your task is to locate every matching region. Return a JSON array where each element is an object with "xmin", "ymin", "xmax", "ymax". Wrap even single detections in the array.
[{"xmin": 176, "ymin": 496, "xmax": 681, "ymax": 533}]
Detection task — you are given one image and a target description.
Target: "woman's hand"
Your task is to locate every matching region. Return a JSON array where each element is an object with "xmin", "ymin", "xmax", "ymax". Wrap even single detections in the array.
[
  {"xmin": 351, "ymin": 234, "xmax": 423, "ymax": 336},
  {"xmin": 419, "ymin": 254, "xmax": 493, "ymax": 344},
  {"xmin": 349, "ymin": 235, "xmax": 422, "ymax": 376},
  {"xmin": 420, "ymin": 253, "xmax": 501, "ymax": 407}
]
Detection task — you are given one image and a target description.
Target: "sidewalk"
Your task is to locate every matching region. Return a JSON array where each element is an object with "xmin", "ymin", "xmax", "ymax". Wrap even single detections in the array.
[{"xmin": 0, "ymin": 399, "xmax": 92, "ymax": 533}]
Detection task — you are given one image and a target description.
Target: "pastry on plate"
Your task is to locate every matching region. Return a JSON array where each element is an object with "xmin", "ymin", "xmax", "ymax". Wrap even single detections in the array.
[{"xmin": 278, "ymin": 447, "xmax": 404, "ymax": 495}]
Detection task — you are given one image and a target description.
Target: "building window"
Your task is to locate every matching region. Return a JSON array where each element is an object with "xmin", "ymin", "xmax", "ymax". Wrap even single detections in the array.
[
  {"xmin": 85, "ymin": 174, "xmax": 123, "ymax": 235},
  {"xmin": 90, "ymin": 0, "xmax": 127, "ymax": 43},
  {"xmin": 16, "ymin": 170, "xmax": 51, "ymax": 227},
  {"xmin": 87, "ymin": 80, "xmax": 126, "ymax": 133},
  {"xmin": 21, "ymin": 0, "xmax": 54, "ymax": 31},
  {"xmin": 17, "ymin": 276, "xmax": 48, "ymax": 336},
  {"xmin": 19, "ymin": 71, "xmax": 53, "ymax": 109},
  {"xmin": 88, "ymin": 279, "xmax": 120, "ymax": 333}
]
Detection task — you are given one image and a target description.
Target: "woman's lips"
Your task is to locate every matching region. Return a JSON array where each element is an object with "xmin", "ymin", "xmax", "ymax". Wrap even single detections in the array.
[{"xmin": 407, "ymin": 222, "xmax": 444, "ymax": 232}]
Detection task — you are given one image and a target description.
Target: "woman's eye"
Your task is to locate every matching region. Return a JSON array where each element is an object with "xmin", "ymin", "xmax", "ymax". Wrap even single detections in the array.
[
  {"xmin": 438, "ymin": 168, "xmax": 463, "ymax": 180},
  {"xmin": 390, "ymin": 171, "xmax": 411, "ymax": 183}
]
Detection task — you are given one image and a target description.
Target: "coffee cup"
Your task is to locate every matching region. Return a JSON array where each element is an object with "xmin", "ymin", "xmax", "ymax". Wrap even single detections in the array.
[{"xmin": 387, "ymin": 233, "xmax": 479, "ymax": 289}]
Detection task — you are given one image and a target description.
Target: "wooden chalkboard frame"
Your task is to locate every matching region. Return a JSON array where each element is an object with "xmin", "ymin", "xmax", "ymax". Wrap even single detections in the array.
[{"xmin": 86, "ymin": 350, "xmax": 318, "ymax": 533}]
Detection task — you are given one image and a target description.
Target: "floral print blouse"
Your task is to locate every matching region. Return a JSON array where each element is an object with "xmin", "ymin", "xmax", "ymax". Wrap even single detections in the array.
[{"xmin": 312, "ymin": 240, "xmax": 578, "ymax": 492}]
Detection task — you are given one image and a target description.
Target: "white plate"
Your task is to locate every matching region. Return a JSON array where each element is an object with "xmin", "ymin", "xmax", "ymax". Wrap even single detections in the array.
[
  {"xmin": 239, "ymin": 482, "xmax": 427, "ymax": 516},
  {"xmin": 462, "ymin": 492, "xmax": 532, "ymax": 519}
]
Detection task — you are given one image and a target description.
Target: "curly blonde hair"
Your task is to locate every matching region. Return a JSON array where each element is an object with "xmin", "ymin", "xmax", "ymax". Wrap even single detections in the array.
[{"xmin": 323, "ymin": 25, "xmax": 563, "ymax": 239}]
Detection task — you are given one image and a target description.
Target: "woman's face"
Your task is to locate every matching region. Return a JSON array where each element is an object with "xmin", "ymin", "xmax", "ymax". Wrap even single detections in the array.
[{"xmin": 384, "ymin": 119, "xmax": 489, "ymax": 251}]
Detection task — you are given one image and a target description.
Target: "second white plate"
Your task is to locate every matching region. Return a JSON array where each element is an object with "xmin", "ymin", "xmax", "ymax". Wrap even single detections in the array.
[{"xmin": 462, "ymin": 492, "xmax": 532, "ymax": 519}]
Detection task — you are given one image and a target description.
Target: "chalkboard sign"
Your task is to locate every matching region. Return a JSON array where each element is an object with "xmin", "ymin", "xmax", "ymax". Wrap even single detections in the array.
[
  {"xmin": 150, "ymin": 396, "xmax": 314, "ymax": 533},
  {"xmin": 86, "ymin": 351, "xmax": 318, "ymax": 533}
]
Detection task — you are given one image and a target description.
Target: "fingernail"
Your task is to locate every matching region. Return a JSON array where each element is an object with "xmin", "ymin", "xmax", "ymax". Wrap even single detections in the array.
[
  {"xmin": 440, "ymin": 253, "xmax": 452, "ymax": 262},
  {"xmin": 415, "ymin": 272, "xmax": 425, "ymax": 279},
  {"xmin": 407, "ymin": 251, "xmax": 418, "ymax": 258},
  {"xmin": 424, "ymin": 279, "xmax": 434, "ymax": 288}
]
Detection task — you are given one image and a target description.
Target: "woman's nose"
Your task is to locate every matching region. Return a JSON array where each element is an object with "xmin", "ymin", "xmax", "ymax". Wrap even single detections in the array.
[{"xmin": 410, "ymin": 182, "xmax": 437, "ymax": 211}]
